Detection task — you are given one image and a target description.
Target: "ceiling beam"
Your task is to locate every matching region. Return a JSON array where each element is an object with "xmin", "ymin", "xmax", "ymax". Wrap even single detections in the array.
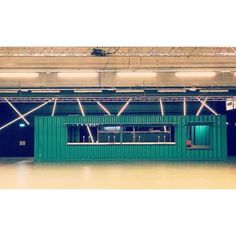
[{"xmin": 1, "ymin": 47, "xmax": 236, "ymax": 57}]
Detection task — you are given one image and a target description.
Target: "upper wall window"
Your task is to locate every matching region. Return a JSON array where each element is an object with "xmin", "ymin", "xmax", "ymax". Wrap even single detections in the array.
[{"xmin": 186, "ymin": 124, "xmax": 211, "ymax": 149}]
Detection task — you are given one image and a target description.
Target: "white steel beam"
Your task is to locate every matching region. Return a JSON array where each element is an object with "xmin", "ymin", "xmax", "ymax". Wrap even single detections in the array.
[{"xmin": 4, "ymin": 98, "xmax": 30, "ymax": 125}]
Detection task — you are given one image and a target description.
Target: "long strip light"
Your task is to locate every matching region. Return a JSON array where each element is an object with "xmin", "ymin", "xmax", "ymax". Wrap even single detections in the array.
[
  {"xmin": 117, "ymin": 98, "xmax": 131, "ymax": 116},
  {"xmin": 51, "ymin": 98, "xmax": 57, "ymax": 117},
  {"xmin": 0, "ymin": 99, "xmax": 52, "ymax": 130},
  {"xmin": 0, "ymin": 89, "xmax": 18, "ymax": 93},
  {"xmin": 183, "ymin": 97, "xmax": 187, "ymax": 116},
  {"xmin": 159, "ymin": 98, "xmax": 167, "ymax": 132},
  {"xmin": 74, "ymin": 89, "xmax": 102, "ymax": 93},
  {"xmin": 4, "ymin": 98, "xmax": 30, "ymax": 125},
  {"xmin": 96, "ymin": 101, "xmax": 111, "ymax": 115},
  {"xmin": 77, "ymin": 98, "xmax": 85, "ymax": 117},
  {"xmin": 0, "ymin": 73, "xmax": 39, "ymax": 78},
  {"xmin": 86, "ymin": 125, "xmax": 94, "ymax": 143},
  {"xmin": 77, "ymin": 98, "xmax": 94, "ymax": 143},
  {"xmin": 159, "ymin": 98, "xmax": 164, "ymax": 115},
  {"xmin": 196, "ymin": 97, "xmax": 208, "ymax": 116},
  {"xmin": 58, "ymin": 72, "xmax": 98, "ymax": 78},
  {"xmin": 31, "ymin": 90, "xmax": 60, "ymax": 93},
  {"xmin": 197, "ymin": 98, "xmax": 218, "ymax": 115},
  {"xmin": 199, "ymin": 89, "xmax": 229, "ymax": 93},
  {"xmin": 175, "ymin": 72, "xmax": 216, "ymax": 78},
  {"xmin": 116, "ymin": 89, "xmax": 144, "ymax": 93},
  {"xmin": 116, "ymin": 72, "xmax": 156, "ymax": 78}
]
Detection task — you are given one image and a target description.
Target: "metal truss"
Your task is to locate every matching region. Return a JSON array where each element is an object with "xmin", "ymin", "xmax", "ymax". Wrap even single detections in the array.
[
  {"xmin": 0, "ymin": 47, "xmax": 236, "ymax": 57},
  {"xmin": 0, "ymin": 96, "xmax": 231, "ymax": 103}
]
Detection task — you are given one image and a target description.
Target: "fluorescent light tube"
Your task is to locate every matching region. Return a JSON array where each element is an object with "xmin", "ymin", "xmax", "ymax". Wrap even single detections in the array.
[
  {"xmin": 116, "ymin": 89, "xmax": 144, "ymax": 93},
  {"xmin": 0, "ymin": 73, "xmax": 38, "ymax": 78},
  {"xmin": 0, "ymin": 89, "xmax": 18, "ymax": 93},
  {"xmin": 74, "ymin": 89, "xmax": 102, "ymax": 93},
  {"xmin": 200, "ymin": 89, "xmax": 229, "ymax": 93},
  {"xmin": 51, "ymin": 98, "xmax": 57, "ymax": 117},
  {"xmin": 183, "ymin": 97, "xmax": 187, "ymax": 116},
  {"xmin": 4, "ymin": 98, "xmax": 30, "ymax": 125},
  {"xmin": 77, "ymin": 98, "xmax": 85, "ymax": 117},
  {"xmin": 31, "ymin": 90, "xmax": 60, "ymax": 93},
  {"xmin": 117, "ymin": 98, "xmax": 131, "ymax": 116},
  {"xmin": 96, "ymin": 101, "xmax": 111, "ymax": 115}
]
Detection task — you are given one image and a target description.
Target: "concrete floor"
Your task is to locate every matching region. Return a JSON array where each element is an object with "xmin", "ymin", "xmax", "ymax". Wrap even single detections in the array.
[{"xmin": 1, "ymin": 158, "xmax": 236, "ymax": 188}]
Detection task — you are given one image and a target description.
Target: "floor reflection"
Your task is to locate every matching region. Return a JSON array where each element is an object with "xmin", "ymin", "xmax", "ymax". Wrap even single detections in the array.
[{"xmin": 0, "ymin": 159, "xmax": 236, "ymax": 188}]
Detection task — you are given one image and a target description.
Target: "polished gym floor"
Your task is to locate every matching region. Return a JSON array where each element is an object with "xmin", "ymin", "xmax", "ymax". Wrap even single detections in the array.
[{"xmin": 0, "ymin": 158, "xmax": 236, "ymax": 188}]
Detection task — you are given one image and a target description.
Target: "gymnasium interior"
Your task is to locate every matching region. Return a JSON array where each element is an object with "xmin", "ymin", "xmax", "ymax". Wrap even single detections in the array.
[{"xmin": 0, "ymin": 47, "xmax": 236, "ymax": 188}]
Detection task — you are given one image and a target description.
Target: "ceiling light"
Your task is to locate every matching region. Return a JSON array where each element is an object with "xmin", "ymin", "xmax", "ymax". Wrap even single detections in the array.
[
  {"xmin": 57, "ymin": 72, "xmax": 98, "ymax": 78},
  {"xmin": 0, "ymin": 73, "xmax": 38, "ymax": 78},
  {"xmin": 200, "ymin": 89, "xmax": 229, "ymax": 93},
  {"xmin": 116, "ymin": 72, "xmax": 156, "ymax": 78},
  {"xmin": 175, "ymin": 72, "xmax": 216, "ymax": 78},
  {"xmin": 31, "ymin": 90, "xmax": 60, "ymax": 93},
  {"xmin": 116, "ymin": 89, "xmax": 144, "ymax": 93},
  {"xmin": 0, "ymin": 89, "xmax": 18, "ymax": 93},
  {"xmin": 74, "ymin": 89, "xmax": 102, "ymax": 93}
]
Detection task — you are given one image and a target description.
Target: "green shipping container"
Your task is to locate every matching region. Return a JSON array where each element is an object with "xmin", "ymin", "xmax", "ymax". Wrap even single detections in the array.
[{"xmin": 34, "ymin": 115, "xmax": 227, "ymax": 162}]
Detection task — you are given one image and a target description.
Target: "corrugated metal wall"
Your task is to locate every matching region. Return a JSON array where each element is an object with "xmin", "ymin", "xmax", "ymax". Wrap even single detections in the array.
[{"xmin": 34, "ymin": 115, "xmax": 227, "ymax": 161}]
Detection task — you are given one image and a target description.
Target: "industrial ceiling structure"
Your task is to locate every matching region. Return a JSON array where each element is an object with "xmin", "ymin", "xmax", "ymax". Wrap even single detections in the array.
[
  {"xmin": 1, "ymin": 47, "xmax": 236, "ymax": 57},
  {"xmin": 0, "ymin": 47, "xmax": 235, "ymax": 103}
]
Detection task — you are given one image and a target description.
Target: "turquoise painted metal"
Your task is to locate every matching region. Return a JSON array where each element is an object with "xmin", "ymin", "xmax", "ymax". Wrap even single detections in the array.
[{"xmin": 34, "ymin": 115, "xmax": 227, "ymax": 161}]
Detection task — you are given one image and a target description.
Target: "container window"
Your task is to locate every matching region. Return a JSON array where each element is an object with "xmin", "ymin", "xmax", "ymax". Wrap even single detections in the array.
[
  {"xmin": 186, "ymin": 124, "xmax": 211, "ymax": 149},
  {"xmin": 67, "ymin": 124, "xmax": 98, "ymax": 143},
  {"xmin": 67, "ymin": 124, "xmax": 175, "ymax": 145},
  {"xmin": 122, "ymin": 125, "xmax": 175, "ymax": 143}
]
